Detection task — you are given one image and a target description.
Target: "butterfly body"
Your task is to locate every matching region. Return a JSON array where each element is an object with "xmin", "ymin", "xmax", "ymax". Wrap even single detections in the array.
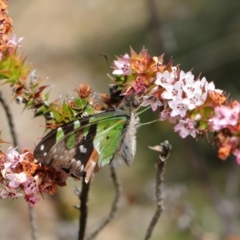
[{"xmin": 34, "ymin": 97, "xmax": 139, "ymax": 182}]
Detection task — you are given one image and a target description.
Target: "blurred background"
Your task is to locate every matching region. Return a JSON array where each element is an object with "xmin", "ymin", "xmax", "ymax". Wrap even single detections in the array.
[{"xmin": 0, "ymin": 0, "xmax": 240, "ymax": 239}]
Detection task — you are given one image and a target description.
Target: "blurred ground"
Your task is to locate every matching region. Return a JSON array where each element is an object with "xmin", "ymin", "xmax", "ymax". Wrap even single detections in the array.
[{"xmin": 0, "ymin": 0, "xmax": 240, "ymax": 239}]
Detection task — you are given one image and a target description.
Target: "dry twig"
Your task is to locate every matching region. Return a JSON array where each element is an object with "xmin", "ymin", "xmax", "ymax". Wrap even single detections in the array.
[
  {"xmin": 144, "ymin": 140, "xmax": 171, "ymax": 240},
  {"xmin": 0, "ymin": 91, "xmax": 18, "ymax": 147}
]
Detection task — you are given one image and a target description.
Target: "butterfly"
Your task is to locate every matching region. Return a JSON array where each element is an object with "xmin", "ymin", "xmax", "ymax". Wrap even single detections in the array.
[{"xmin": 33, "ymin": 96, "xmax": 139, "ymax": 183}]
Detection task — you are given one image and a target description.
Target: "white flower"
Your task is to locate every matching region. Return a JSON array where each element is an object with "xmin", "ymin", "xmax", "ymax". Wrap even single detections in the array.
[
  {"xmin": 155, "ymin": 71, "xmax": 175, "ymax": 87},
  {"xmin": 161, "ymin": 81, "xmax": 183, "ymax": 100},
  {"xmin": 168, "ymin": 97, "xmax": 189, "ymax": 117}
]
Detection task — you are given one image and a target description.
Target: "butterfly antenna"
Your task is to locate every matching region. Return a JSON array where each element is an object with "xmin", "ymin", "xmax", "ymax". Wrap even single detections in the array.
[{"xmin": 100, "ymin": 53, "xmax": 112, "ymax": 74}]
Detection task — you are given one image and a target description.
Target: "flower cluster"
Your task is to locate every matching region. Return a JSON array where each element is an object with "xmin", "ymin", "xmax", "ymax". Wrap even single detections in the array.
[
  {"xmin": 0, "ymin": 0, "xmax": 30, "ymax": 84},
  {"xmin": 0, "ymin": 147, "xmax": 67, "ymax": 206},
  {"xmin": 210, "ymin": 102, "xmax": 240, "ymax": 162},
  {"xmin": 111, "ymin": 47, "xmax": 240, "ymax": 163},
  {"xmin": 112, "ymin": 47, "xmax": 226, "ymax": 138},
  {"xmin": 0, "ymin": 0, "xmax": 13, "ymax": 48}
]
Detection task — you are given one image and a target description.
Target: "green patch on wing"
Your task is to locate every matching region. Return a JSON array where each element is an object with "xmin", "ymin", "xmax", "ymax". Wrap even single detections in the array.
[
  {"xmin": 73, "ymin": 120, "xmax": 80, "ymax": 129},
  {"xmin": 66, "ymin": 124, "xmax": 91, "ymax": 149},
  {"xmin": 93, "ymin": 115, "xmax": 127, "ymax": 167},
  {"xmin": 66, "ymin": 133, "xmax": 75, "ymax": 149},
  {"xmin": 56, "ymin": 127, "xmax": 65, "ymax": 142}
]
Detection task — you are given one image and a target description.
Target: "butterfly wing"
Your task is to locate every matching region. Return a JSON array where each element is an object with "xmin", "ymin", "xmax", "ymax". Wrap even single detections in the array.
[{"xmin": 34, "ymin": 111, "xmax": 129, "ymax": 182}]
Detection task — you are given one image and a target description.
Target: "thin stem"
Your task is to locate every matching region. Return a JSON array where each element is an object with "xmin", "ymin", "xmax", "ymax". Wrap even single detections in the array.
[
  {"xmin": 0, "ymin": 90, "xmax": 18, "ymax": 147},
  {"xmin": 0, "ymin": 90, "xmax": 38, "ymax": 240},
  {"xmin": 140, "ymin": 119, "xmax": 159, "ymax": 127},
  {"xmin": 144, "ymin": 161, "xmax": 164, "ymax": 240},
  {"xmin": 78, "ymin": 177, "xmax": 90, "ymax": 240},
  {"xmin": 86, "ymin": 164, "xmax": 121, "ymax": 240},
  {"xmin": 137, "ymin": 105, "xmax": 151, "ymax": 115},
  {"xmin": 145, "ymin": 140, "xmax": 171, "ymax": 240},
  {"xmin": 28, "ymin": 205, "xmax": 38, "ymax": 240}
]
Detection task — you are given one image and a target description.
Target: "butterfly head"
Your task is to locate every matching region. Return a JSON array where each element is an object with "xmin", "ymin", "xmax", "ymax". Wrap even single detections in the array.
[{"xmin": 117, "ymin": 95, "xmax": 139, "ymax": 113}]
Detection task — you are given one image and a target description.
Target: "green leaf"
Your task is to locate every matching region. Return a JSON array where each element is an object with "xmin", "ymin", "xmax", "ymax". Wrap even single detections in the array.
[
  {"xmin": 34, "ymin": 105, "xmax": 49, "ymax": 117},
  {"xmin": 51, "ymin": 109, "xmax": 62, "ymax": 122}
]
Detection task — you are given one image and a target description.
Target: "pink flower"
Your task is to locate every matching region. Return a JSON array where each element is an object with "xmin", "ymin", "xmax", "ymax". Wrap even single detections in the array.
[
  {"xmin": 8, "ymin": 35, "xmax": 23, "ymax": 48},
  {"xmin": 6, "ymin": 147, "xmax": 23, "ymax": 168},
  {"xmin": 1, "ymin": 162, "xmax": 11, "ymax": 177},
  {"xmin": 159, "ymin": 108, "xmax": 178, "ymax": 123},
  {"xmin": 23, "ymin": 178, "xmax": 38, "ymax": 195},
  {"xmin": 161, "ymin": 81, "xmax": 183, "ymax": 100},
  {"xmin": 142, "ymin": 96, "xmax": 162, "ymax": 111},
  {"xmin": 112, "ymin": 54, "xmax": 132, "ymax": 76},
  {"xmin": 210, "ymin": 104, "xmax": 240, "ymax": 131},
  {"xmin": 0, "ymin": 147, "xmax": 68, "ymax": 205},
  {"xmin": 24, "ymin": 194, "xmax": 40, "ymax": 207},
  {"xmin": 132, "ymin": 75, "xmax": 148, "ymax": 93},
  {"xmin": 0, "ymin": 187, "xmax": 22, "ymax": 199},
  {"xmin": 182, "ymin": 94, "xmax": 205, "ymax": 110},
  {"xmin": 6, "ymin": 172, "xmax": 27, "ymax": 188},
  {"xmin": 174, "ymin": 118, "xmax": 198, "ymax": 138},
  {"xmin": 168, "ymin": 97, "xmax": 189, "ymax": 118}
]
